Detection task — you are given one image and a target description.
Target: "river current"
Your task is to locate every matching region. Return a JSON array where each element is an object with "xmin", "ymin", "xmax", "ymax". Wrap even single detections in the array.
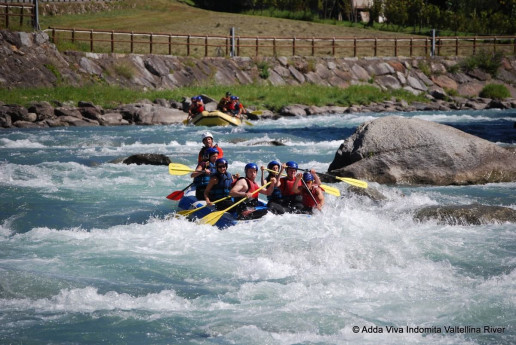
[{"xmin": 0, "ymin": 109, "xmax": 515, "ymax": 344}]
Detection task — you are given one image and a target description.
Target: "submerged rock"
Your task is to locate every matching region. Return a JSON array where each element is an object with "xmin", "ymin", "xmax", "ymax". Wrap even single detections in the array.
[
  {"xmin": 414, "ymin": 205, "xmax": 516, "ymax": 225},
  {"xmin": 328, "ymin": 116, "xmax": 516, "ymax": 185},
  {"xmin": 120, "ymin": 154, "xmax": 171, "ymax": 166}
]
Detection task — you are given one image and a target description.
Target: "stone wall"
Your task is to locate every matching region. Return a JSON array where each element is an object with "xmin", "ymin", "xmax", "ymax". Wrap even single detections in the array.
[{"xmin": 1, "ymin": 29, "xmax": 516, "ymax": 129}]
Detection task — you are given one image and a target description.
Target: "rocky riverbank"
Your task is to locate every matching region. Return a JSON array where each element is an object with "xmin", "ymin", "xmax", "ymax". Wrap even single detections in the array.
[{"xmin": 2, "ymin": 29, "xmax": 516, "ymax": 129}]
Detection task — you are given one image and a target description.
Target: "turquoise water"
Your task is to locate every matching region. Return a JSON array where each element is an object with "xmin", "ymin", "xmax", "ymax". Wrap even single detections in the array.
[{"xmin": 0, "ymin": 109, "xmax": 515, "ymax": 344}]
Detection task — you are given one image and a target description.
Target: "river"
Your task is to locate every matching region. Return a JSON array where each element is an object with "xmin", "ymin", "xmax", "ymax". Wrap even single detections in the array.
[{"xmin": 0, "ymin": 109, "xmax": 515, "ymax": 344}]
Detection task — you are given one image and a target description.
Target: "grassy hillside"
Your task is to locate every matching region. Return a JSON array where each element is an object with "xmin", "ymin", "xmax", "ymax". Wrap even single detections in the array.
[{"xmin": 40, "ymin": 0, "xmax": 418, "ymax": 39}]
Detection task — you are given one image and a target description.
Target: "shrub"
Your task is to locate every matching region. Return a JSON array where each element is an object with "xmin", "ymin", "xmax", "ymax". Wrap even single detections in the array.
[
  {"xmin": 479, "ymin": 84, "xmax": 510, "ymax": 100},
  {"xmin": 257, "ymin": 61, "xmax": 270, "ymax": 79},
  {"xmin": 459, "ymin": 50, "xmax": 504, "ymax": 76}
]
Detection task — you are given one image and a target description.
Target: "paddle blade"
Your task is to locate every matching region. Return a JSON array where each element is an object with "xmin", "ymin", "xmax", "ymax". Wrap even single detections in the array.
[
  {"xmin": 337, "ymin": 177, "xmax": 368, "ymax": 189},
  {"xmin": 166, "ymin": 190, "xmax": 184, "ymax": 200},
  {"xmin": 199, "ymin": 210, "xmax": 225, "ymax": 226},
  {"xmin": 168, "ymin": 163, "xmax": 194, "ymax": 175},
  {"xmin": 177, "ymin": 207, "xmax": 201, "ymax": 216},
  {"xmin": 320, "ymin": 184, "xmax": 341, "ymax": 197}
]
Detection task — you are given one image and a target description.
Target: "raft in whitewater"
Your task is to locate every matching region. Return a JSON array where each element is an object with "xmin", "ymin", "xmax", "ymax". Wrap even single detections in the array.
[{"xmin": 185, "ymin": 110, "xmax": 242, "ymax": 127}]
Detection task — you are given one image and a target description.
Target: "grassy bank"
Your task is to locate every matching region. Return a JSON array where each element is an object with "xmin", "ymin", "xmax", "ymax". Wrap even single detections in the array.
[{"xmin": 0, "ymin": 84, "xmax": 427, "ymax": 111}]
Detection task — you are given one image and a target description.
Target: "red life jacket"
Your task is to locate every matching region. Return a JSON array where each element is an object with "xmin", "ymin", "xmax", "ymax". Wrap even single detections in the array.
[
  {"xmin": 246, "ymin": 178, "xmax": 260, "ymax": 199},
  {"xmin": 191, "ymin": 104, "xmax": 204, "ymax": 114},
  {"xmin": 279, "ymin": 177, "xmax": 301, "ymax": 196},
  {"xmin": 301, "ymin": 185, "xmax": 324, "ymax": 208}
]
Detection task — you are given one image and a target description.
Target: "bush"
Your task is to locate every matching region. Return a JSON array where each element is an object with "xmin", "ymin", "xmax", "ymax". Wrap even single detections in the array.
[
  {"xmin": 459, "ymin": 50, "xmax": 504, "ymax": 76},
  {"xmin": 479, "ymin": 84, "xmax": 510, "ymax": 100}
]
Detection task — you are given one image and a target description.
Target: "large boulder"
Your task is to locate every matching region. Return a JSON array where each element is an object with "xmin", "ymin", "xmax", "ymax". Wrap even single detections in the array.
[
  {"xmin": 328, "ymin": 116, "xmax": 516, "ymax": 185},
  {"xmin": 414, "ymin": 205, "xmax": 516, "ymax": 225}
]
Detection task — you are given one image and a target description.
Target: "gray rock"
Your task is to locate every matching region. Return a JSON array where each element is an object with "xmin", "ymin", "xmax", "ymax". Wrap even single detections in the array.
[
  {"xmin": 98, "ymin": 112, "xmax": 129, "ymax": 126},
  {"xmin": 328, "ymin": 116, "xmax": 516, "ymax": 185},
  {"xmin": 280, "ymin": 104, "xmax": 307, "ymax": 116},
  {"xmin": 376, "ymin": 75, "xmax": 401, "ymax": 90},
  {"xmin": 351, "ymin": 64, "xmax": 369, "ymax": 81},
  {"xmin": 414, "ymin": 204, "xmax": 516, "ymax": 225},
  {"xmin": 122, "ymin": 154, "xmax": 171, "ymax": 166},
  {"xmin": 79, "ymin": 57, "xmax": 102, "ymax": 75}
]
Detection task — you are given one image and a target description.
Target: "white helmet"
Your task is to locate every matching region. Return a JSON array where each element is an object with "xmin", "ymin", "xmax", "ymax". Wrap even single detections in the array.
[{"xmin": 201, "ymin": 132, "xmax": 213, "ymax": 140}]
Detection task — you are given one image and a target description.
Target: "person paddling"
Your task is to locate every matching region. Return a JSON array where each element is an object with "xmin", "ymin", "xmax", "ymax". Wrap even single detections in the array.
[
  {"xmin": 293, "ymin": 171, "xmax": 325, "ymax": 213},
  {"xmin": 217, "ymin": 91, "xmax": 232, "ymax": 112},
  {"xmin": 187, "ymin": 96, "xmax": 204, "ymax": 121},
  {"xmin": 191, "ymin": 147, "xmax": 218, "ymax": 200},
  {"xmin": 227, "ymin": 96, "xmax": 244, "ymax": 118},
  {"xmin": 260, "ymin": 160, "xmax": 286, "ymax": 215},
  {"xmin": 230, "ymin": 163, "xmax": 275, "ymax": 220},
  {"xmin": 198, "ymin": 131, "xmax": 223, "ymax": 164},
  {"xmin": 203, "ymin": 158, "xmax": 235, "ymax": 210}
]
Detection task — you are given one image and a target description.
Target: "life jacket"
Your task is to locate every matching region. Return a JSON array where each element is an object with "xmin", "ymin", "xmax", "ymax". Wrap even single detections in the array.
[
  {"xmin": 193, "ymin": 161, "xmax": 215, "ymax": 188},
  {"xmin": 266, "ymin": 175, "xmax": 282, "ymax": 201},
  {"xmin": 232, "ymin": 177, "xmax": 260, "ymax": 201},
  {"xmin": 229, "ymin": 102, "xmax": 242, "ymax": 116},
  {"xmin": 301, "ymin": 185, "xmax": 324, "ymax": 208},
  {"xmin": 191, "ymin": 103, "xmax": 204, "ymax": 115},
  {"xmin": 209, "ymin": 171, "xmax": 233, "ymax": 200},
  {"xmin": 198, "ymin": 145, "xmax": 223, "ymax": 163},
  {"xmin": 279, "ymin": 177, "xmax": 301, "ymax": 196}
]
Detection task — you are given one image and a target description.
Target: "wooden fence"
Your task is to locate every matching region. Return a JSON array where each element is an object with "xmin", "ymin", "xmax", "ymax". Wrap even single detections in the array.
[
  {"xmin": 0, "ymin": 2, "xmax": 34, "ymax": 29},
  {"xmin": 47, "ymin": 27, "xmax": 516, "ymax": 58}
]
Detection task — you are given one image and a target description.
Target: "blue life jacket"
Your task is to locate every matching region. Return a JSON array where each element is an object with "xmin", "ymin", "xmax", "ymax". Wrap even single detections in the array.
[
  {"xmin": 209, "ymin": 171, "xmax": 233, "ymax": 200},
  {"xmin": 193, "ymin": 161, "xmax": 215, "ymax": 188},
  {"xmin": 266, "ymin": 175, "xmax": 282, "ymax": 201}
]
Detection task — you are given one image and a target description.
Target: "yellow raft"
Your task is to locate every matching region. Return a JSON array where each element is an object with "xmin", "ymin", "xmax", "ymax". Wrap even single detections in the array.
[{"xmin": 186, "ymin": 110, "xmax": 242, "ymax": 127}]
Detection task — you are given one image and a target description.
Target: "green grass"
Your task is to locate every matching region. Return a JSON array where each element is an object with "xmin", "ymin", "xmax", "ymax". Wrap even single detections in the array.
[{"xmin": 0, "ymin": 84, "xmax": 427, "ymax": 111}]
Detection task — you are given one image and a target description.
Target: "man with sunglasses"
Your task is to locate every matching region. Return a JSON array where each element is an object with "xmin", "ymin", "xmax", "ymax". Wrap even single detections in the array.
[
  {"xmin": 203, "ymin": 158, "xmax": 235, "ymax": 210},
  {"xmin": 198, "ymin": 131, "xmax": 223, "ymax": 164}
]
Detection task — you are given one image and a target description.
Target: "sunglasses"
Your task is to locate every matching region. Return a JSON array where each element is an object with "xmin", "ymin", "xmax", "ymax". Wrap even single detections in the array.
[{"xmin": 217, "ymin": 165, "xmax": 226, "ymax": 168}]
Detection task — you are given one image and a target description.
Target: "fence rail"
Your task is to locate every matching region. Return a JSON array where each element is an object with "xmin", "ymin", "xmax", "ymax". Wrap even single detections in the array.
[
  {"xmin": 46, "ymin": 27, "xmax": 516, "ymax": 58},
  {"xmin": 0, "ymin": 3, "xmax": 34, "ymax": 29}
]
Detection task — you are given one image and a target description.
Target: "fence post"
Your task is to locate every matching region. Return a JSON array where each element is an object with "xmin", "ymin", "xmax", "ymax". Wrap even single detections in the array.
[
  {"xmin": 273, "ymin": 37, "xmax": 276, "ymax": 56},
  {"xmin": 332, "ymin": 37, "xmax": 335, "ymax": 56},
  {"xmin": 455, "ymin": 36, "xmax": 458, "ymax": 56},
  {"xmin": 90, "ymin": 29, "xmax": 93, "ymax": 52},
  {"xmin": 187, "ymin": 35, "xmax": 190, "ymax": 56},
  {"xmin": 205, "ymin": 36, "xmax": 208, "ymax": 57},
  {"xmin": 293, "ymin": 37, "xmax": 296, "ymax": 56},
  {"xmin": 394, "ymin": 37, "xmax": 398, "ymax": 57},
  {"xmin": 410, "ymin": 37, "xmax": 413, "ymax": 56},
  {"xmin": 72, "ymin": 28, "xmax": 75, "ymax": 44},
  {"xmin": 311, "ymin": 37, "xmax": 315, "ymax": 56},
  {"xmin": 111, "ymin": 30, "xmax": 114, "ymax": 53},
  {"xmin": 374, "ymin": 37, "xmax": 377, "ymax": 56},
  {"xmin": 230, "ymin": 27, "xmax": 235, "ymax": 57},
  {"xmin": 150, "ymin": 33, "xmax": 153, "ymax": 54},
  {"xmin": 20, "ymin": 6, "xmax": 24, "ymax": 27},
  {"xmin": 130, "ymin": 31, "xmax": 134, "ymax": 53},
  {"xmin": 493, "ymin": 36, "xmax": 497, "ymax": 52},
  {"xmin": 353, "ymin": 37, "xmax": 357, "ymax": 57},
  {"xmin": 237, "ymin": 37, "xmax": 240, "ymax": 56},
  {"xmin": 6, "ymin": 5, "xmax": 9, "ymax": 28},
  {"xmin": 226, "ymin": 37, "xmax": 229, "ymax": 56},
  {"xmin": 52, "ymin": 27, "xmax": 56, "ymax": 44},
  {"xmin": 431, "ymin": 29, "xmax": 436, "ymax": 57},
  {"xmin": 168, "ymin": 34, "xmax": 172, "ymax": 55},
  {"xmin": 256, "ymin": 37, "xmax": 259, "ymax": 57},
  {"xmin": 473, "ymin": 36, "xmax": 477, "ymax": 55}
]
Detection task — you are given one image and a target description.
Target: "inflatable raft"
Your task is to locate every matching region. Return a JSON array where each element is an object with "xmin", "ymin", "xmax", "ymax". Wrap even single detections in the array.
[{"xmin": 186, "ymin": 110, "xmax": 242, "ymax": 127}]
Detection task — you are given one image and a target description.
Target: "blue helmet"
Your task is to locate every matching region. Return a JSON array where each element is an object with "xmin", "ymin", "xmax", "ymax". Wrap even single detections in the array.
[
  {"xmin": 267, "ymin": 160, "xmax": 281, "ymax": 170},
  {"xmin": 245, "ymin": 162, "xmax": 258, "ymax": 172},
  {"xmin": 230, "ymin": 96, "xmax": 238, "ymax": 100},
  {"xmin": 191, "ymin": 96, "xmax": 197, "ymax": 101},
  {"xmin": 285, "ymin": 161, "xmax": 298, "ymax": 170},
  {"xmin": 215, "ymin": 158, "xmax": 228, "ymax": 169},
  {"xmin": 196, "ymin": 95, "xmax": 203, "ymax": 101},
  {"xmin": 206, "ymin": 147, "xmax": 219, "ymax": 156},
  {"xmin": 303, "ymin": 172, "xmax": 314, "ymax": 182}
]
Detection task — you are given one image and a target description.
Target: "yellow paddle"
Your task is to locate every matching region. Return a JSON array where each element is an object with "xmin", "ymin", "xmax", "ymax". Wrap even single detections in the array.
[
  {"xmin": 264, "ymin": 168, "xmax": 341, "ymax": 197},
  {"xmin": 176, "ymin": 196, "xmax": 232, "ymax": 217},
  {"xmin": 168, "ymin": 163, "xmax": 195, "ymax": 175},
  {"xmin": 199, "ymin": 181, "xmax": 272, "ymax": 226},
  {"xmin": 300, "ymin": 169, "xmax": 368, "ymax": 189}
]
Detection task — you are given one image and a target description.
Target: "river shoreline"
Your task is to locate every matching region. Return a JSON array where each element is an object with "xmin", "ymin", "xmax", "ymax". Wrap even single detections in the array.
[{"xmin": 2, "ymin": 94, "xmax": 516, "ymax": 129}]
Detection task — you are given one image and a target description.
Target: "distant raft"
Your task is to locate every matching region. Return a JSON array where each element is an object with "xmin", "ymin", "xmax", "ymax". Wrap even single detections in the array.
[{"xmin": 186, "ymin": 110, "xmax": 242, "ymax": 127}]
